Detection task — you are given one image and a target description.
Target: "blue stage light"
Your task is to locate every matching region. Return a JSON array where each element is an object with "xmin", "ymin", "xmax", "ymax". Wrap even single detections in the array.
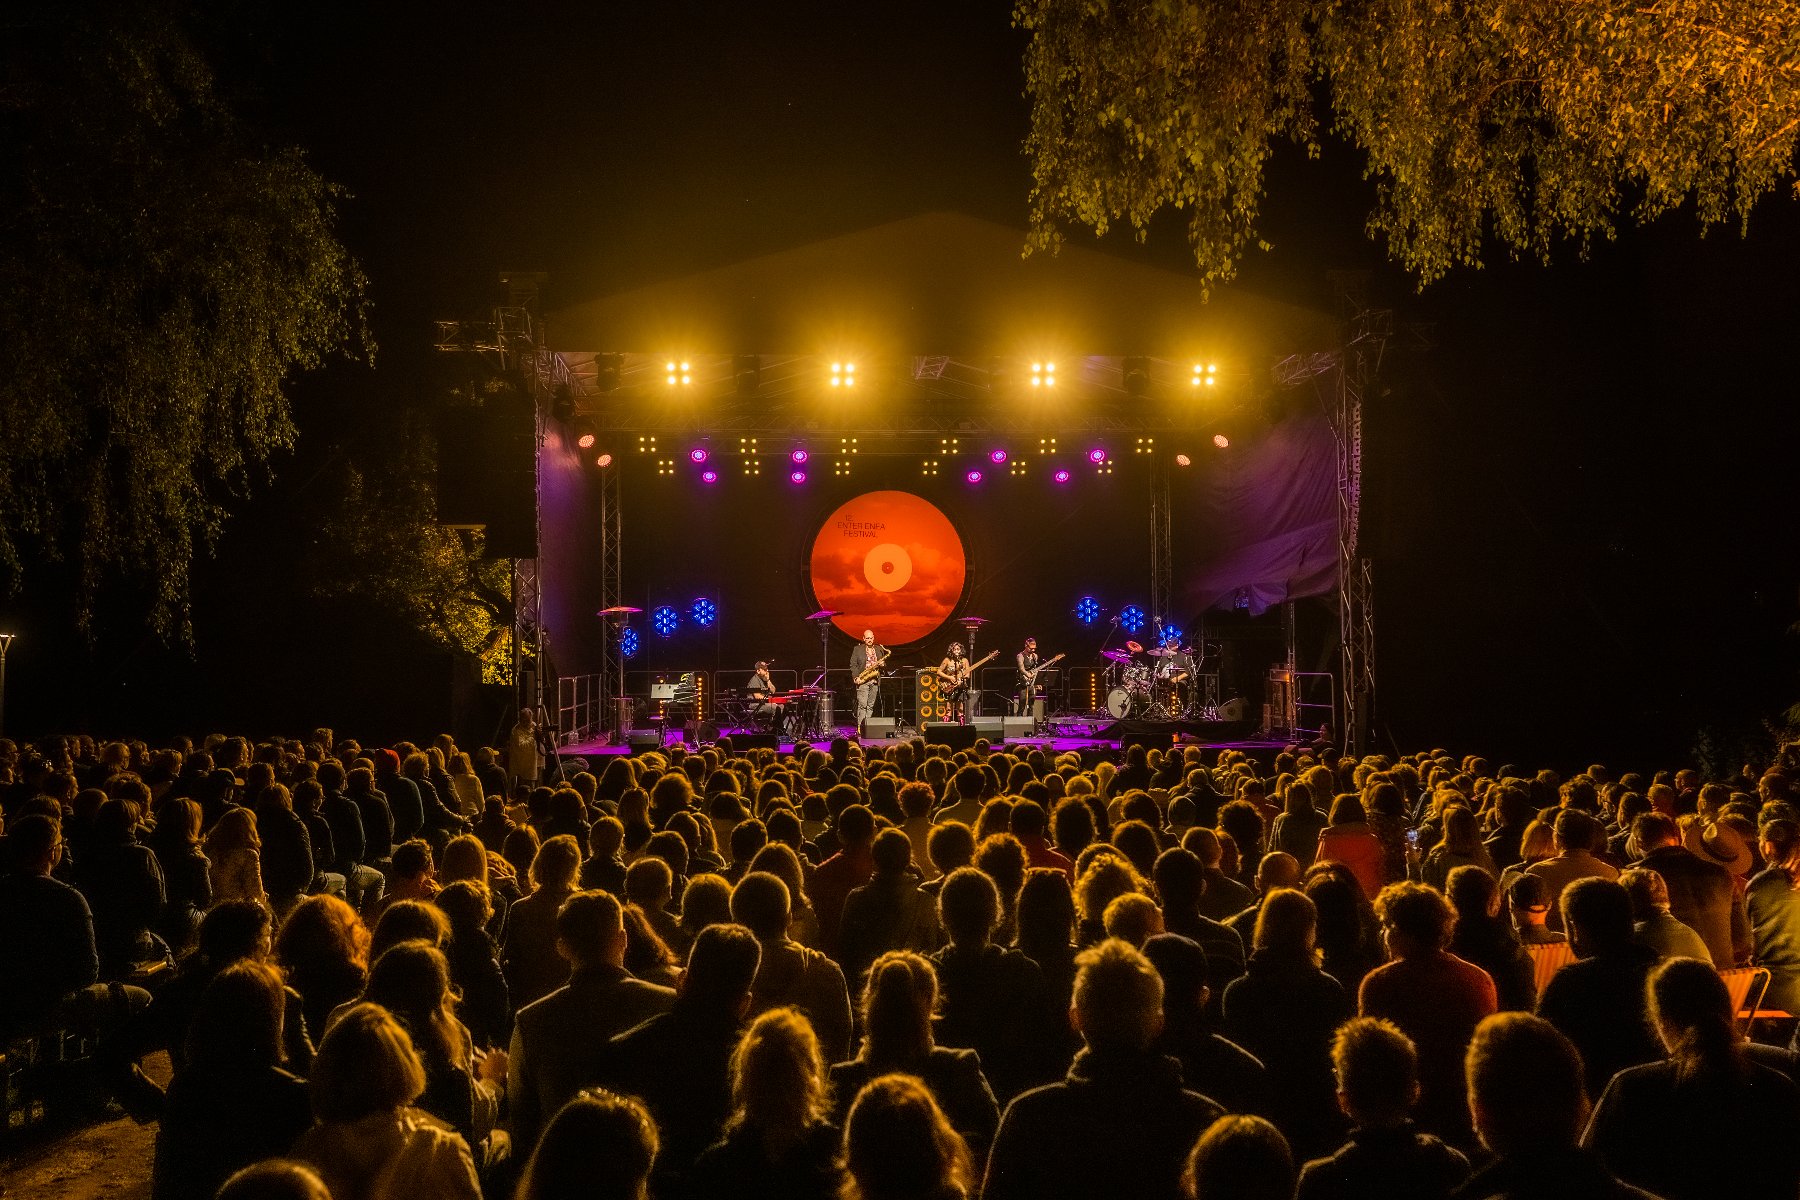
[
  {"xmin": 1075, "ymin": 596, "xmax": 1101, "ymax": 625},
  {"xmin": 619, "ymin": 627, "xmax": 640, "ymax": 658},
  {"xmin": 689, "ymin": 597, "xmax": 717, "ymax": 628},
  {"xmin": 1120, "ymin": 605, "xmax": 1146, "ymax": 634},
  {"xmin": 1160, "ymin": 622, "xmax": 1183, "ymax": 645},
  {"xmin": 651, "ymin": 606, "xmax": 679, "ymax": 637}
]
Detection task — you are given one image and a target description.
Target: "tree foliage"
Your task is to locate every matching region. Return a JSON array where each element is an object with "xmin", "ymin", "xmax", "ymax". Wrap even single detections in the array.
[
  {"xmin": 301, "ymin": 409, "xmax": 516, "ymax": 684},
  {"xmin": 1018, "ymin": 0, "xmax": 1800, "ymax": 288},
  {"xmin": 0, "ymin": 5, "xmax": 368, "ymax": 638}
]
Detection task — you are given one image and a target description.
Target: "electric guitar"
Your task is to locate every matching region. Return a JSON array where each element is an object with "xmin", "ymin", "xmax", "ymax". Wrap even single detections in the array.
[
  {"xmin": 1020, "ymin": 652, "xmax": 1065, "ymax": 689},
  {"xmin": 853, "ymin": 647, "xmax": 890, "ymax": 685},
  {"xmin": 927, "ymin": 650, "xmax": 998, "ymax": 699}
]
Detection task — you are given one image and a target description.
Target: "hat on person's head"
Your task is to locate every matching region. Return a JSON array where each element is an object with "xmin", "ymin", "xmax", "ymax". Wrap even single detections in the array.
[
  {"xmin": 1684, "ymin": 818, "xmax": 1753, "ymax": 876},
  {"xmin": 373, "ymin": 748, "xmax": 400, "ymax": 773}
]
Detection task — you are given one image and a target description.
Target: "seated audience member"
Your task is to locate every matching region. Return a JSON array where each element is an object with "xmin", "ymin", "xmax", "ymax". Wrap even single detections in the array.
[
  {"xmin": 435, "ymin": 880, "xmax": 510, "ymax": 1050},
  {"xmin": 206, "ymin": 806, "xmax": 268, "ymax": 908},
  {"xmin": 1185, "ymin": 828, "xmax": 1254, "ymax": 921},
  {"xmin": 1506, "ymin": 873, "xmax": 1564, "ymax": 945},
  {"xmin": 507, "ymin": 890, "xmax": 675, "ymax": 1150},
  {"xmin": 1457, "ymin": 1013, "xmax": 1649, "ymax": 1200},
  {"xmin": 1303, "ymin": 863, "xmax": 1384, "ymax": 997},
  {"xmin": 74, "ymin": 797, "xmax": 168, "ymax": 978},
  {"xmin": 152, "ymin": 962, "xmax": 313, "ymax": 1200},
  {"xmin": 361, "ymin": 941, "xmax": 505, "ymax": 1156},
  {"xmin": 579, "ymin": 816, "xmax": 629, "ymax": 894},
  {"xmin": 369, "ymin": 838, "xmax": 437, "ymax": 919},
  {"xmin": 1445, "ymin": 866, "xmax": 1536, "ymax": 1011},
  {"xmin": 1153, "ymin": 847, "xmax": 1247, "ymax": 1000},
  {"xmin": 1359, "ymin": 882, "xmax": 1497, "ymax": 1146},
  {"xmin": 1630, "ymin": 811, "xmax": 1750, "ymax": 967},
  {"xmin": 674, "ymin": 873, "xmax": 735, "ymax": 959},
  {"xmin": 294, "ymin": 1003, "xmax": 481, "ymax": 1200},
  {"xmin": 274, "ymin": 894, "xmax": 371, "ymax": 1042},
  {"xmin": 1525, "ymin": 810, "xmax": 1617, "ymax": 933},
  {"xmin": 148, "ymin": 797, "xmax": 211, "ymax": 956},
  {"xmin": 1536, "ymin": 877, "xmax": 1665, "ymax": 1100},
  {"xmin": 691, "ymin": 1006, "xmax": 843, "ymax": 1200},
  {"xmin": 1619, "ymin": 866, "xmax": 1711, "ymax": 964},
  {"xmin": 1143, "ymin": 933, "xmax": 1271, "ymax": 1117},
  {"xmin": 215, "ymin": 1161, "xmax": 332, "ymax": 1200},
  {"xmin": 502, "ymin": 833, "xmax": 582, "ymax": 1008},
  {"xmin": 513, "ymin": 1088, "xmax": 658, "ymax": 1200},
  {"xmin": 929, "ymin": 866, "xmax": 1050, "ymax": 1100},
  {"xmin": 1222, "ymin": 888, "xmax": 1353, "ymax": 1158},
  {"xmin": 1313, "ymin": 795, "xmax": 1386, "ymax": 902},
  {"xmin": 599, "ymin": 924, "xmax": 762, "ymax": 1200},
  {"xmin": 1226, "ymin": 851, "xmax": 1302, "ymax": 945},
  {"xmin": 1103, "ymin": 891, "xmax": 1166, "ymax": 947},
  {"xmin": 841, "ymin": 1074, "xmax": 976, "ymax": 1200},
  {"xmin": 1583, "ymin": 956, "xmax": 1800, "ymax": 1200},
  {"xmin": 838, "ymin": 827, "xmax": 942, "ymax": 985},
  {"xmin": 1270, "ymin": 779, "xmax": 1329, "ymax": 868},
  {"xmin": 1014, "ymin": 867, "xmax": 1083, "ymax": 1069},
  {"xmin": 1293, "ymin": 1018, "xmax": 1470, "ymax": 1200},
  {"xmin": 732, "ymin": 871, "xmax": 855, "ymax": 1063},
  {"xmin": 1011, "ymin": 798, "xmax": 1075, "ymax": 877},
  {"xmin": 254, "ymin": 784, "xmax": 315, "ymax": 917},
  {"xmin": 982, "ymin": 939, "xmax": 1225, "ymax": 1200},
  {"xmin": 829, "ymin": 950, "xmax": 1000, "ymax": 1156},
  {"xmin": 1414, "ymin": 805, "xmax": 1497, "ymax": 894},
  {"xmin": 1182, "ymin": 1115, "xmax": 1296, "ymax": 1200},
  {"xmin": 809, "ymin": 803, "xmax": 879, "ymax": 957},
  {"xmin": 1747, "ymin": 816, "xmax": 1800, "ymax": 1013},
  {"xmin": 369, "ymin": 899, "xmax": 450, "ymax": 961}
]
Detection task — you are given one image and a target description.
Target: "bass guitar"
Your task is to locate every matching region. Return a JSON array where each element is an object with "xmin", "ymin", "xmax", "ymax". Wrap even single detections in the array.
[
  {"xmin": 853, "ymin": 647, "xmax": 890, "ymax": 685},
  {"xmin": 927, "ymin": 650, "xmax": 998, "ymax": 700},
  {"xmin": 1020, "ymin": 652, "xmax": 1065, "ymax": 690}
]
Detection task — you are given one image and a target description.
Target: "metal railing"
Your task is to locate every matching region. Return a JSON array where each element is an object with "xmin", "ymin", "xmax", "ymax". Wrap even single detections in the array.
[{"xmin": 557, "ymin": 674, "xmax": 606, "ymax": 745}]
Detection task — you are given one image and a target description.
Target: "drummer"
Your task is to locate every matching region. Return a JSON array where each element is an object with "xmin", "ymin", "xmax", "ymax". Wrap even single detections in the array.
[{"xmin": 1155, "ymin": 633, "xmax": 1193, "ymax": 684}]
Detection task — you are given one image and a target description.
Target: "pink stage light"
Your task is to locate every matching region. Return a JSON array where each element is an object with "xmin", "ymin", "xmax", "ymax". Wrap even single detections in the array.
[
  {"xmin": 1213, "ymin": 434, "xmax": 1230, "ymax": 449},
  {"xmin": 1053, "ymin": 469, "xmax": 1071, "ymax": 484},
  {"xmin": 1175, "ymin": 453, "xmax": 1192, "ymax": 467},
  {"xmin": 988, "ymin": 449, "xmax": 1008, "ymax": 465},
  {"xmin": 689, "ymin": 448, "xmax": 709, "ymax": 464},
  {"xmin": 965, "ymin": 469, "xmax": 984, "ymax": 484},
  {"xmin": 596, "ymin": 453, "xmax": 614, "ymax": 468},
  {"xmin": 700, "ymin": 470, "xmax": 718, "ymax": 484},
  {"xmin": 790, "ymin": 448, "xmax": 809, "ymax": 464},
  {"xmin": 789, "ymin": 469, "xmax": 808, "ymax": 484},
  {"xmin": 1087, "ymin": 448, "xmax": 1107, "ymax": 464},
  {"xmin": 577, "ymin": 432, "xmax": 597, "ymax": 450}
]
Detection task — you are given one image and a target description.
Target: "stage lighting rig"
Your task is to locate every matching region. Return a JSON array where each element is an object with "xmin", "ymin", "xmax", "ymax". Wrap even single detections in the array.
[
  {"xmin": 572, "ymin": 419, "xmax": 598, "ymax": 450},
  {"xmin": 1074, "ymin": 596, "xmax": 1101, "ymax": 624},
  {"xmin": 665, "ymin": 360, "xmax": 692, "ymax": 387},
  {"xmin": 651, "ymin": 606, "xmax": 679, "ymax": 636},
  {"xmin": 1192, "ymin": 362, "xmax": 1218, "ymax": 388},
  {"xmin": 829, "ymin": 361, "xmax": 856, "ymax": 388},
  {"xmin": 1030, "ymin": 361, "xmax": 1056, "ymax": 388}
]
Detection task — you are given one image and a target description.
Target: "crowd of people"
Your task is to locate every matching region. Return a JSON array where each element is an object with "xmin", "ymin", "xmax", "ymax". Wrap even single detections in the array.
[{"xmin": 4, "ymin": 727, "xmax": 1800, "ymax": 1200}]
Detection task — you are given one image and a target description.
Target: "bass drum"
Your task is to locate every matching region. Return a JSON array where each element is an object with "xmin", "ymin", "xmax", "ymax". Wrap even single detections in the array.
[{"xmin": 1106, "ymin": 687, "xmax": 1144, "ymax": 719}]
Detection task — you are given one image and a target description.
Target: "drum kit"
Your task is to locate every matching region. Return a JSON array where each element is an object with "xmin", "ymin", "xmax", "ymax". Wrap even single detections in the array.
[{"xmin": 1100, "ymin": 644, "xmax": 1200, "ymax": 720}]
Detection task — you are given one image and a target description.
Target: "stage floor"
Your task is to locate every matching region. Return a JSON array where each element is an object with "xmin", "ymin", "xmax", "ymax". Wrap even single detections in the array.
[{"xmin": 560, "ymin": 724, "xmax": 1291, "ymax": 760}]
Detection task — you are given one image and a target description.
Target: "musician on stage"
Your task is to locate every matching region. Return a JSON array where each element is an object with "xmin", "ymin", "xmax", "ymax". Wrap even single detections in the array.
[
  {"xmin": 746, "ymin": 661, "xmax": 779, "ymax": 728},
  {"xmin": 849, "ymin": 630, "xmax": 884, "ymax": 725},
  {"xmin": 936, "ymin": 641, "xmax": 972, "ymax": 723},
  {"xmin": 1014, "ymin": 637, "xmax": 1040, "ymax": 716}
]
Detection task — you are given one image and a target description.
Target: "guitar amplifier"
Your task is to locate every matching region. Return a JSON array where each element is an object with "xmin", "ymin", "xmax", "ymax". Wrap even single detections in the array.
[{"xmin": 915, "ymin": 669, "xmax": 948, "ymax": 723}]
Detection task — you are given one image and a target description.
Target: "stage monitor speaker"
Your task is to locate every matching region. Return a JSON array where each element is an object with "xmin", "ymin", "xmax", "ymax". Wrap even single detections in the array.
[
  {"xmin": 859, "ymin": 718, "xmax": 897, "ymax": 740},
  {"xmin": 971, "ymin": 717, "xmax": 1004, "ymax": 740},
  {"xmin": 1120, "ymin": 731, "xmax": 1175, "ymax": 754},
  {"xmin": 685, "ymin": 720, "xmax": 721, "ymax": 744},
  {"xmin": 921, "ymin": 722, "xmax": 978, "ymax": 751},
  {"xmin": 725, "ymin": 733, "xmax": 778, "ymax": 753},
  {"xmin": 625, "ymin": 729, "xmax": 662, "ymax": 755},
  {"xmin": 1217, "ymin": 698, "xmax": 1248, "ymax": 722},
  {"xmin": 1001, "ymin": 716, "xmax": 1034, "ymax": 740}
]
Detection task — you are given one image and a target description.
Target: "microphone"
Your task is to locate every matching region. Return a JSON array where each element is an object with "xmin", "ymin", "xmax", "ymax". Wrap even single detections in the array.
[{"xmin": 1153, "ymin": 615, "xmax": 1163, "ymax": 626}]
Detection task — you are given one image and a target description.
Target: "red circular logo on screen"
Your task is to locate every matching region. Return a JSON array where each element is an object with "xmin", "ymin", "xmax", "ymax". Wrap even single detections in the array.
[{"xmin": 809, "ymin": 491, "xmax": 966, "ymax": 644}]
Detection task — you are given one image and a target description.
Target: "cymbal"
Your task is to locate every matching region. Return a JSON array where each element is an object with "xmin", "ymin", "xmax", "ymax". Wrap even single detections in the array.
[
  {"xmin": 597, "ymin": 605, "xmax": 642, "ymax": 615},
  {"xmin": 1125, "ymin": 640, "xmax": 1144, "ymax": 654},
  {"xmin": 805, "ymin": 609, "xmax": 842, "ymax": 621},
  {"xmin": 1147, "ymin": 647, "xmax": 1177, "ymax": 657},
  {"xmin": 1101, "ymin": 649, "xmax": 1134, "ymax": 663}
]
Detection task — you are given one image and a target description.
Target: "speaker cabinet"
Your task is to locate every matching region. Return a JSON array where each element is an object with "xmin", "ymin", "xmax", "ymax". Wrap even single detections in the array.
[
  {"xmin": 921, "ymin": 722, "xmax": 978, "ymax": 751},
  {"xmin": 971, "ymin": 717, "xmax": 1004, "ymax": 739},
  {"xmin": 915, "ymin": 669, "xmax": 948, "ymax": 724},
  {"xmin": 725, "ymin": 733, "xmax": 779, "ymax": 753},
  {"xmin": 625, "ymin": 729, "xmax": 662, "ymax": 755},
  {"xmin": 859, "ymin": 718, "xmax": 897, "ymax": 740},
  {"xmin": 1001, "ymin": 716, "xmax": 1034, "ymax": 740},
  {"xmin": 1217, "ymin": 697, "xmax": 1248, "ymax": 722}
]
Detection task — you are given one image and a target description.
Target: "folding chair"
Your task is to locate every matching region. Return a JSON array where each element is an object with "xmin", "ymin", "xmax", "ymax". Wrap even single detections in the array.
[
  {"xmin": 1526, "ymin": 940, "xmax": 1577, "ymax": 995},
  {"xmin": 1720, "ymin": 966, "xmax": 1772, "ymax": 1033}
]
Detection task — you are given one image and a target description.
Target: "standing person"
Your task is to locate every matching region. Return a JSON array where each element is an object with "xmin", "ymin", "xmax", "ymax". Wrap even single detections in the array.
[
  {"xmin": 1013, "ymin": 637, "xmax": 1042, "ymax": 717},
  {"xmin": 934, "ymin": 643, "xmax": 972, "ymax": 724},
  {"xmin": 850, "ymin": 631, "xmax": 886, "ymax": 727},
  {"xmin": 508, "ymin": 708, "xmax": 543, "ymax": 790}
]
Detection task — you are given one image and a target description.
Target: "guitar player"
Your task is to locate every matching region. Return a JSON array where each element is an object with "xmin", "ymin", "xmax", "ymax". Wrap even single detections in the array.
[{"xmin": 936, "ymin": 641, "xmax": 972, "ymax": 723}]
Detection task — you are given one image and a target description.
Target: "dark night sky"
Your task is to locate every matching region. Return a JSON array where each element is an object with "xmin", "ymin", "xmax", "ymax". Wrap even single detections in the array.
[{"xmin": 13, "ymin": 1, "xmax": 1798, "ymax": 767}]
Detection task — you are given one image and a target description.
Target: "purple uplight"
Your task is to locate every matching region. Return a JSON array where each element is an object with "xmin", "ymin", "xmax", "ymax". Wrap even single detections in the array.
[
  {"xmin": 1087, "ymin": 448, "xmax": 1107, "ymax": 464},
  {"xmin": 700, "ymin": 469, "xmax": 718, "ymax": 484},
  {"xmin": 790, "ymin": 448, "xmax": 809, "ymax": 464},
  {"xmin": 689, "ymin": 448, "xmax": 709, "ymax": 464},
  {"xmin": 988, "ymin": 448, "xmax": 1008, "ymax": 465},
  {"xmin": 1053, "ymin": 469, "xmax": 1072, "ymax": 484},
  {"xmin": 789, "ymin": 469, "xmax": 808, "ymax": 484},
  {"xmin": 965, "ymin": 469, "xmax": 984, "ymax": 484}
]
